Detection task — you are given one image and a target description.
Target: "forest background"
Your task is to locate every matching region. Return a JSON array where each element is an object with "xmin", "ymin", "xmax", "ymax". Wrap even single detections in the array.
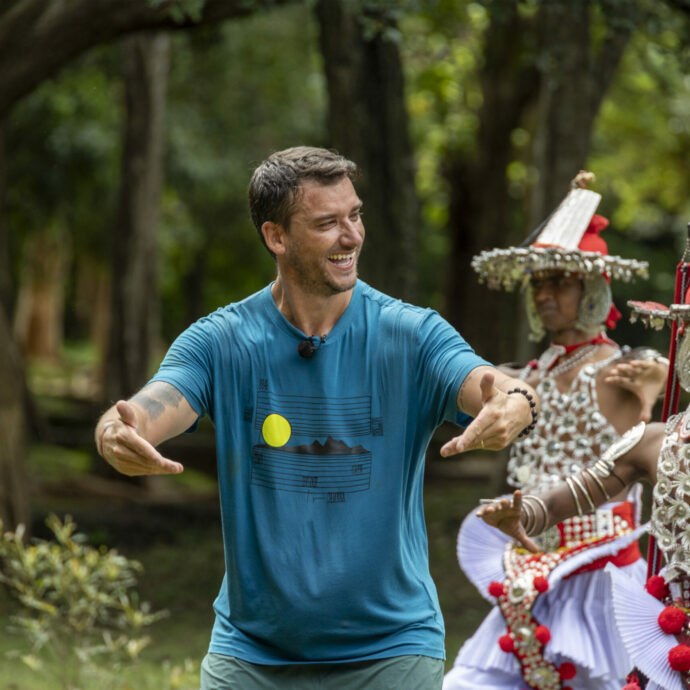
[{"xmin": 1, "ymin": 0, "xmax": 690, "ymax": 687}]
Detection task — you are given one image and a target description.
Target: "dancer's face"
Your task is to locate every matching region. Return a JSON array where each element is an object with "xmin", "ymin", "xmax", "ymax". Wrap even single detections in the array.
[{"xmin": 530, "ymin": 271, "xmax": 583, "ymax": 332}]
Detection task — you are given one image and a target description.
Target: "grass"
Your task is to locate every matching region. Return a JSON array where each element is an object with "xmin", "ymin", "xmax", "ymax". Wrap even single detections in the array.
[{"xmin": 0, "ymin": 453, "xmax": 490, "ymax": 689}]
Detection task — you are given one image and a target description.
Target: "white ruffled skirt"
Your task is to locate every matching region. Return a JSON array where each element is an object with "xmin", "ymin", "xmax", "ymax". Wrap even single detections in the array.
[
  {"xmin": 608, "ymin": 563, "xmax": 686, "ymax": 690},
  {"xmin": 443, "ymin": 506, "xmax": 647, "ymax": 690}
]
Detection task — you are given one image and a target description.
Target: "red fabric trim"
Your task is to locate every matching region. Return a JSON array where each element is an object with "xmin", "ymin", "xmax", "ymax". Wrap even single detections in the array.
[
  {"xmin": 566, "ymin": 501, "xmax": 641, "ymax": 578},
  {"xmin": 556, "ymin": 332, "xmax": 617, "ymax": 355},
  {"xmin": 567, "ymin": 541, "xmax": 641, "ymax": 577}
]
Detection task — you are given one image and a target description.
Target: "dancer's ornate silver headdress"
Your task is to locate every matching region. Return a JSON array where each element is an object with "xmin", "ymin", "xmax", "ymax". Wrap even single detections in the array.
[{"xmin": 472, "ymin": 172, "xmax": 649, "ymax": 340}]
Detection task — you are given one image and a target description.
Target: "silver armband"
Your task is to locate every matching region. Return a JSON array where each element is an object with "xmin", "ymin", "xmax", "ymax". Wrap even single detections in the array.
[{"xmin": 592, "ymin": 422, "xmax": 646, "ymax": 479}]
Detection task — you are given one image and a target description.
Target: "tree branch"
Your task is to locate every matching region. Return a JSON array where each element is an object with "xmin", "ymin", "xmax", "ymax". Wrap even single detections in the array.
[{"xmin": 0, "ymin": 0, "xmax": 295, "ymax": 117}]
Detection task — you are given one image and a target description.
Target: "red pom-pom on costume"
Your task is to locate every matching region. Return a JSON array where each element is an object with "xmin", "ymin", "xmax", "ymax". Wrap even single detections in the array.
[
  {"xmin": 488, "ymin": 581, "xmax": 504, "ymax": 598},
  {"xmin": 498, "ymin": 634, "xmax": 514, "ymax": 653},
  {"xmin": 658, "ymin": 606, "xmax": 687, "ymax": 634},
  {"xmin": 558, "ymin": 662, "xmax": 576, "ymax": 680},
  {"xmin": 534, "ymin": 625, "xmax": 551, "ymax": 645},
  {"xmin": 533, "ymin": 575, "xmax": 549, "ymax": 593},
  {"xmin": 623, "ymin": 670, "xmax": 643, "ymax": 688},
  {"xmin": 646, "ymin": 575, "xmax": 670, "ymax": 600},
  {"xmin": 669, "ymin": 644, "xmax": 690, "ymax": 672}
]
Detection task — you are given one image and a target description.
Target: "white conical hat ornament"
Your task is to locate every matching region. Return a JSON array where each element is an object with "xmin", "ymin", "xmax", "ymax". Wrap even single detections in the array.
[{"xmin": 472, "ymin": 171, "xmax": 649, "ymax": 291}]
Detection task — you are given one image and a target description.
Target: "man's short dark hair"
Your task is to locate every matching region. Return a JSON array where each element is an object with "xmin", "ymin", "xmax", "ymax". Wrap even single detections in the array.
[{"xmin": 248, "ymin": 146, "xmax": 359, "ymax": 256}]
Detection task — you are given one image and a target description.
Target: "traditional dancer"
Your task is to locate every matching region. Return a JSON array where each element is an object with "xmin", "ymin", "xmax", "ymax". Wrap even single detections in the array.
[
  {"xmin": 477, "ymin": 294, "xmax": 690, "ymax": 690},
  {"xmin": 444, "ymin": 173, "xmax": 668, "ymax": 690}
]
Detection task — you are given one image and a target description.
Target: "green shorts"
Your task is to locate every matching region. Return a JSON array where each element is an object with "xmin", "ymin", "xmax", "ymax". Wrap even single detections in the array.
[{"xmin": 200, "ymin": 652, "xmax": 444, "ymax": 690}]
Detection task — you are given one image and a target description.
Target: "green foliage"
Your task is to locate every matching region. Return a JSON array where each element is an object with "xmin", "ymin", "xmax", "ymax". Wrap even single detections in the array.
[
  {"xmin": 159, "ymin": 5, "xmax": 327, "ymax": 336},
  {"xmin": 5, "ymin": 47, "xmax": 121, "ymax": 258},
  {"xmin": 0, "ymin": 515, "xmax": 166, "ymax": 690},
  {"xmin": 591, "ymin": 15, "xmax": 690, "ymax": 239},
  {"xmin": 588, "ymin": 2, "xmax": 690, "ymax": 312}
]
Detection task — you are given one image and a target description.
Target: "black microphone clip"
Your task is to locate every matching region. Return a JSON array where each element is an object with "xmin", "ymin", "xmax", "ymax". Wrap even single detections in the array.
[{"xmin": 298, "ymin": 335, "xmax": 326, "ymax": 359}]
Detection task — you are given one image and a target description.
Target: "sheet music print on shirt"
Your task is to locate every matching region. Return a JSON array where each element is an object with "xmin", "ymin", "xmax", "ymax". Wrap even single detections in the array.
[{"xmin": 251, "ymin": 383, "xmax": 381, "ymax": 503}]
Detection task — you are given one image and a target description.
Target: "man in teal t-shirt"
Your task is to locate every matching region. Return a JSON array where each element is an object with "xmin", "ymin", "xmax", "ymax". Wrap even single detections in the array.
[{"xmin": 95, "ymin": 146, "xmax": 538, "ymax": 690}]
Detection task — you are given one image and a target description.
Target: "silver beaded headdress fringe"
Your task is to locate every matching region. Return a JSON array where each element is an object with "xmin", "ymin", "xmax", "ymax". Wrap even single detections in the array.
[{"xmin": 628, "ymin": 300, "xmax": 690, "ymax": 391}]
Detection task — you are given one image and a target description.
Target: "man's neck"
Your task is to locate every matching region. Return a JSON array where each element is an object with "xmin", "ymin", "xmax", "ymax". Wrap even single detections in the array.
[{"xmin": 271, "ymin": 278, "xmax": 354, "ymax": 337}]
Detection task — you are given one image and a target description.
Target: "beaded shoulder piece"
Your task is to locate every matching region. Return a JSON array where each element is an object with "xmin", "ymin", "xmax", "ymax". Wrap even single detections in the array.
[{"xmin": 507, "ymin": 353, "xmax": 621, "ymax": 493}]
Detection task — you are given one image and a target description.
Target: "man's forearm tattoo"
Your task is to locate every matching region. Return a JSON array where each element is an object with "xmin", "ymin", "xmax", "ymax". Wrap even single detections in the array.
[
  {"xmin": 458, "ymin": 368, "xmax": 481, "ymax": 412},
  {"xmin": 132, "ymin": 382, "xmax": 183, "ymax": 421}
]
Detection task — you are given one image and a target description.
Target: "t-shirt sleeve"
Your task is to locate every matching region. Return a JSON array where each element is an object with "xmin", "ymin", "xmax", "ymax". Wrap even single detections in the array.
[
  {"xmin": 148, "ymin": 318, "xmax": 216, "ymax": 422},
  {"xmin": 415, "ymin": 310, "xmax": 492, "ymax": 426}
]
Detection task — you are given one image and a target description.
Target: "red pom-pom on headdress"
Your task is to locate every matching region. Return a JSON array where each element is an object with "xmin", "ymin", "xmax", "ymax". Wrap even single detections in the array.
[
  {"xmin": 534, "ymin": 625, "xmax": 551, "ymax": 645},
  {"xmin": 669, "ymin": 644, "xmax": 690, "ymax": 672},
  {"xmin": 605, "ymin": 303, "xmax": 622, "ymax": 330},
  {"xmin": 488, "ymin": 581, "xmax": 504, "ymax": 598},
  {"xmin": 658, "ymin": 606, "xmax": 687, "ymax": 634},
  {"xmin": 646, "ymin": 575, "xmax": 670, "ymax": 600},
  {"xmin": 578, "ymin": 214, "xmax": 609, "ymax": 255},
  {"xmin": 498, "ymin": 634, "xmax": 514, "ymax": 652},
  {"xmin": 558, "ymin": 661, "xmax": 576, "ymax": 679},
  {"xmin": 533, "ymin": 575, "xmax": 549, "ymax": 593}
]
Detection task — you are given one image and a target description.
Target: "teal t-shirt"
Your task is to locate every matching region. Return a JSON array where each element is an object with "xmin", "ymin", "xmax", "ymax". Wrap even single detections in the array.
[{"xmin": 150, "ymin": 280, "xmax": 490, "ymax": 664}]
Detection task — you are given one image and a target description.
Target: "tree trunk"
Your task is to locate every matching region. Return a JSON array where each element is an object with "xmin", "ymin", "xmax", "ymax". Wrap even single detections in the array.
[
  {"xmin": 13, "ymin": 229, "xmax": 70, "ymax": 361},
  {"xmin": 443, "ymin": 2, "xmax": 539, "ymax": 362},
  {"xmin": 529, "ymin": 1, "xmax": 633, "ymax": 220},
  {"xmin": 0, "ymin": 302, "xmax": 29, "ymax": 531},
  {"xmin": 104, "ymin": 33, "xmax": 169, "ymax": 404},
  {"xmin": 0, "ymin": 121, "xmax": 11, "ymax": 318},
  {"xmin": 316, "ymin": 0, "xmax": 420, "ymax": 301},
  {"xmin": 0, "ymin": 116, "xmax": 29, "ymax": 531}
]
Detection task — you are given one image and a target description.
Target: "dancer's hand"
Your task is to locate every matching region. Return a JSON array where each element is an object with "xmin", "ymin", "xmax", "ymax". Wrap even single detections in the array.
[
  {"xmin": 477, "ymin": 490, "xmax": 540, "ymax": 553},
  {"xmin": 605, "ymin": 356, "xmax": 668, "ymax": 422}
]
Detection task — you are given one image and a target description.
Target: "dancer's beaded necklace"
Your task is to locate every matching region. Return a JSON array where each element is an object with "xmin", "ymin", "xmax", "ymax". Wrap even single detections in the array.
[{"xmin": 508, "ymin": 336, "xmax": 621, "ymax": 494}]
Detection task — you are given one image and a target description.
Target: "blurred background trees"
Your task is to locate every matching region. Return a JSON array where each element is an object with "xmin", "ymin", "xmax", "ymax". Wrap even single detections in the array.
[{"xmin": 0, "ymin": 0, "xmax": 689, "ymax": 529}]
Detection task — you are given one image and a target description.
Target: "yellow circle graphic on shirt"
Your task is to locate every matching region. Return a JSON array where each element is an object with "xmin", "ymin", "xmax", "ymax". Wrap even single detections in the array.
[{"xmin": 262, "ymin": 414, "xmax": 292, "ymax": 447}]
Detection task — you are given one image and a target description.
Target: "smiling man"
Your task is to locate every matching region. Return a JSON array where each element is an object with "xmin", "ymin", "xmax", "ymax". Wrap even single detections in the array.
[
  {"xmin": 94, "ymin": 146, "xmax": 537, "ymax": 690},
  {"xmin": 444, "ymin": 175, "xmax": 668, "ymax": 690}
]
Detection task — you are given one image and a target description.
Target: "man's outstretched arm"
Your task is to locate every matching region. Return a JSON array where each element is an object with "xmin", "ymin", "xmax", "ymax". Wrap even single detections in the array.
[{"xmin": 95, "ymin": 381, "xmax": 198, "ymax": 476}]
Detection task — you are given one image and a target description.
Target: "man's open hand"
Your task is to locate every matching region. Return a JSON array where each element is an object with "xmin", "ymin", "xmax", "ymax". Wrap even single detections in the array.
[
  {"xmin": 440, "ymin": 372, "xmax": 533, "ymax": 456},
  {"xmin": 98, "ymin": 400, "xmax": 184, "ymax": 476}
]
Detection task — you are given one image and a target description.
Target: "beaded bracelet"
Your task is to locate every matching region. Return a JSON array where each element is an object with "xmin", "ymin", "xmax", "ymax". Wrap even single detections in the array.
[{"xmin": 507, "ymin": 387, "xmax": 538, "ymax": 438}]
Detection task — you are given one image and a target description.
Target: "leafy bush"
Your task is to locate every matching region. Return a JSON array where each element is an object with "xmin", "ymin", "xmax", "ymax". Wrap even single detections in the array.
[{"xmin": 0, "ymin": 514, "xmax": 167, "ymax": 690}]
